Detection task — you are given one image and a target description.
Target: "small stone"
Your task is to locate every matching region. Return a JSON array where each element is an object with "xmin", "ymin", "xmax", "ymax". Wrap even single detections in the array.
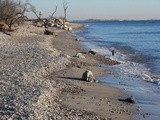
[
  {"xmin": 126, "ymin": 109, "xmax": 129, "ymax": 113},
  {"xmin": 77, "ymin": 66, "xmax": 81, "ymax": 68},
  {"xmin": 75, "ymin": 38, "xmax": 79, "ymax": 41},
  {"xmin": 146, "ymin": 113, "xmax": 150, "ymax": 115},
  {"xmin": 110, "ymin": 111, "xmax": 114, "ymax": 113},
  {"xmin": 66, "ymin": 55, "xmax": 71, "ymax": 58},
  {"xmin": 74, "ymin": 53, "xmax": 85, "ymax": 59},
  {"xmin": 88, "ymin": 49, "xmax": 96, "ymax": 55}
]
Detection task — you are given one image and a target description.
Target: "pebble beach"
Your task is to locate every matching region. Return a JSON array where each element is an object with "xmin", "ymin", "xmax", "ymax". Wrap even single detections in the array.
[{"xmin": 0, "ymin": 22, "xmax": 133, "ymax": 120}]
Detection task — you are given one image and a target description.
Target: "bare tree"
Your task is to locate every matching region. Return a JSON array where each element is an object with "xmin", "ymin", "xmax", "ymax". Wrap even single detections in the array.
[
  {"xmin": 0, "ymin": 0, "xmax": 2, "ymax": 19},
  {"xmin": 29, "ymin": 5, "xmax": 42, "ymax": 20},
  {"xmin": 0, "ymin": 0, "xmax": 29, "ymax": 30},
  {"xmin": 50, "ymin": 6, "xmax": 57, "ymax": 19},
  {"xmin": 63, "ymin": 1, "xmax": 68, "ymax": 28}
]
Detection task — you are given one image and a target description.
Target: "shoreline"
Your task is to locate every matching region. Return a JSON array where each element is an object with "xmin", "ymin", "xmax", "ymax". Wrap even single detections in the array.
[
  {"xmin": 74, "ymin": 21, "xmax": 160, "ymax": 120},
  {"xmin": 0, "ymin": 22, "xmax": 134, "ymax": 119},
  {"xmin": 50, "ymin": 25, "xmax": 134, "ymax": 119}
]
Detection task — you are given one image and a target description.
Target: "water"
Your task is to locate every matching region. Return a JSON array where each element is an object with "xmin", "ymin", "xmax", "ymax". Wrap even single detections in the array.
[{"xmin": 73, "ymin": 20, "xmax": 160, "ymax": 120}]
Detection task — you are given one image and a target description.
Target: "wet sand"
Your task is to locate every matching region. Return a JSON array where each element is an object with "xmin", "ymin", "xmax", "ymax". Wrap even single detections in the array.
[{"xmin": 50, "ymin": 27, "xmax": 133, "ymax": 119}]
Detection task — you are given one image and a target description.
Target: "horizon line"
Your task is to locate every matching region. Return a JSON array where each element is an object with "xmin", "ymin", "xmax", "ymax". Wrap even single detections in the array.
[{"xmin": 71, "ymin": 19, "xmax": 160, "ymax": 22}]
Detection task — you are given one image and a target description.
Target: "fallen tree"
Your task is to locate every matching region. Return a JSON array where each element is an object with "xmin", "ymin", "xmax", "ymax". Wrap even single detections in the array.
[{"xmin": 0, "ymin": 0, "xmax": 30, "ymax": 30}]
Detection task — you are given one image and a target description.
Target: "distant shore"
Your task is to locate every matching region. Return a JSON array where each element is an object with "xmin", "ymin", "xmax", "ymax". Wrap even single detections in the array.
[
  {"xmin": 71, "ymin": 19, "xmax": 160, "ymax": 23},
  {"xmin": 0, "ymin": 22, "xmax": 133, "ymax": 119}
]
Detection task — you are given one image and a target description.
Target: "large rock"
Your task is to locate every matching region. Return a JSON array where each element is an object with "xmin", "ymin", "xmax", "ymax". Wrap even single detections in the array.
[
  {"xmin": 82, "ymin": 70, "xmax": 97, "ymax": 82},
  {"xmin": 88, "ymin": 49, "xmax": 96, "ymax": 55},
  {"xmin": 124, "ymin": 96, "xmax": 136, "ymax": 103}
]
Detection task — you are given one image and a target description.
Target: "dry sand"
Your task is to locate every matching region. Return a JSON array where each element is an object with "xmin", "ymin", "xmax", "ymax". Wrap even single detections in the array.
[{"xmin": 0, "ymin": 22, "xmax": 134, "ymax": 120}]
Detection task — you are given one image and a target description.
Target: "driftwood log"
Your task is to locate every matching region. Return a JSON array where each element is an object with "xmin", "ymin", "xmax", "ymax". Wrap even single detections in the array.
[
  {"xmin": 0, "ymin": 22, "xmax": 11, "ymax": 35},
  {"xmin": 44, "ymin": 29, "xmax": 58, "ymax": 36}
]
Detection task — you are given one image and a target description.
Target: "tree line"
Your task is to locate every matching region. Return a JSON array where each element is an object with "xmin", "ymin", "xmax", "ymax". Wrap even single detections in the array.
[{"xmin": 0, "ymin": 0, "xmax": 68, "ymax": 31}]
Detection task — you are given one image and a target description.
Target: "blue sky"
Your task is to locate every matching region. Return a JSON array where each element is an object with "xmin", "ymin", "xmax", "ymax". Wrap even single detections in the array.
[{"xmin": 28, "ymin": 0, "xmax": 160, "ymax": 20}]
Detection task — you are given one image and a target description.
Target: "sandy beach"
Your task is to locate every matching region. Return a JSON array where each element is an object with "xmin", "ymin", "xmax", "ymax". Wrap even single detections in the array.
[{"xmin": 0, "ymin": 22, "xmax": 133, "ymax": 120}]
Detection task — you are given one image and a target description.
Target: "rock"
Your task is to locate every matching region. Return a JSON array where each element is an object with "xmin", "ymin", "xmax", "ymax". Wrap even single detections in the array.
[
  {"xmin": 88, "ymin": 49, "xmax": 96, "ymax": 55},
  {"xmin": 95, "ymin": 80, "xmax": 99, "ymax": 83},
  {"xmin": 68, "ymin": 27, "xmax": 72, "ymax": 31},
  {"xmin": 82, "ymin": 70, "xmax": 96, "ymax": 82},
  {"xmin": 125, "ymin": 96, "xmax": 136, "ymax": 103},
  {"xmin": 63, "ymin": 26, "xmax": 72, "ymax": 31},
  {"xmin": 74, "ymin": 53, "xmax": 85, "ymax": 59},
  {"xmin": 77, "ymin": 66, "xmax": 81, "ymax": 68},
  {"xmin": 36, "ymin": 22, "xmax": 44, "ymax": 27},
  {"xmin": 66, "ymin": 55, "xmax": 71, "ymax": 58},
  {"xmin": 75, "ymin": 38, "xmax": 80, "ymax": 41},
  {"xmin": 60, "ymin": 54, "xmax": 70, "ymax": 58}
]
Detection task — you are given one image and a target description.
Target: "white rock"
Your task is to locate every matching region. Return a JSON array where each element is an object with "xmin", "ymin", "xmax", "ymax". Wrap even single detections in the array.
[
  {"xmin": 75, "ymin": 53, "xmax": 85, "ymax": 59},
  {"xmin": 68, "ymin": 27, "xmax": 72, "ymax": 31}
]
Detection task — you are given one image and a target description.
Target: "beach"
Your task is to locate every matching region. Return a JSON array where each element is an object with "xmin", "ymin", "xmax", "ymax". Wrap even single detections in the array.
[{"xmin": 0, "ymin": 22, "xmax": 133, "ymax": 120}]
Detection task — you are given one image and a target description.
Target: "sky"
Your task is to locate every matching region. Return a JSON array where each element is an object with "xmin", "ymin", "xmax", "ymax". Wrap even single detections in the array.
[{"xmin": 27, "ymin": 0, "xmax": 160, "ymax": 20}]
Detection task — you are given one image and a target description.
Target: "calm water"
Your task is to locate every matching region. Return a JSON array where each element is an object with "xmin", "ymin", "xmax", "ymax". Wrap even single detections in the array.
[{"xmin": 73, "ymin": 21, "xmax": 160, "ymax": 120}]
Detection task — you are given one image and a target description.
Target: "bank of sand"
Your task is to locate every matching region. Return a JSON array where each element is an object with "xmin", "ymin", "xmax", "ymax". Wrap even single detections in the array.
[{"xmin": 0, "ymin": 22, "xmax": 133, "ymax": 120}]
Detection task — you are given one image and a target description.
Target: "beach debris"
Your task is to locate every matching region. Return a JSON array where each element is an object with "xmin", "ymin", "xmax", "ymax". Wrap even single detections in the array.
[
  {"xmin": 60, "ymin": 54, "xmax": 71, "ymax": 58},
  {"xmin": 88, "ymin": 49, "xmax": 96, "ymax": 55},
  {"xmin": 44, "ymin": 29, "xmax": 57, "ymax": 36},
  {"xmin": 36, "ymin": 21, "xmax": 45, "ymax": 27},
  {"xmin": 0, "ymin": 22, "xmax": 9, "ymax": 32},
  {"xmin": 0, "ymin": 22, "xmax": 11, "ymax": 35},
  {"xmin": 82, "ymin": 70, "xmax": 98, "ymax": 82},
  {"xmin": 111, "ymin": 49, "xmax": 115, "ymax": 56},
  {"xmin": 34, "ymin": 18, "xmax": 73, "ymax": 31},
  {"xmin": 124, "ymin": 96, "xmax": 136, "ymax": 103},
  {"xmin": 75, "ymin": 38, "xmax": 80, "ymax": 41},
  {"xmin": 74, "ymin": 53, "xmax": 85, "ymax": 59},
  {"xmin": 67, "ymin": 26, "xmax": 72, "ymax": 31}
]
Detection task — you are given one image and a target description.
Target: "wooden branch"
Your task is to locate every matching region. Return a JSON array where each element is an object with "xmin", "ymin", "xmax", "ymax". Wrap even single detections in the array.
[{"xmin": 51, "ymin": 6, "xmax": 57, "ymax": 18}]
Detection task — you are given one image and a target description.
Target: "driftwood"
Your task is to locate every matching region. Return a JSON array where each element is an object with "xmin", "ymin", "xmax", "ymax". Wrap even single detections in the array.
[
  {"xmin": 0, "ymin": 22, "xmax": 9, "ymax": 32},
  {"xmin": 0, "ymin": 22, "xmax": 11, "ymax": 35},
  {"xmin": 33, "ymin": 17, "xmax": 73, "ymax": 31},
  {"xmin": 44, "ymin": 29, "xmax": 57, "ymax": 36}
]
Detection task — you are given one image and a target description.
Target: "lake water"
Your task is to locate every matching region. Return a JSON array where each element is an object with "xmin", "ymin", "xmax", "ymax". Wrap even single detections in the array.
[{"xmin": 73, "ymin": 21, "xmax": 160, "ymax": 120}]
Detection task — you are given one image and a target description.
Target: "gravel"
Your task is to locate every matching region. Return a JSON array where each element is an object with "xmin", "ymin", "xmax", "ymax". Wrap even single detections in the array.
[{"xmin": 0, "ymin": 22, "xmax": 105, "ymax": 120}]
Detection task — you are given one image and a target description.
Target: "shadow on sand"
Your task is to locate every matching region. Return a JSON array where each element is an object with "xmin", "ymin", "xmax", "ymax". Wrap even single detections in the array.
[{"xmin": 57, "ymin": 77, "xmax": 84, "ymax": 81}]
